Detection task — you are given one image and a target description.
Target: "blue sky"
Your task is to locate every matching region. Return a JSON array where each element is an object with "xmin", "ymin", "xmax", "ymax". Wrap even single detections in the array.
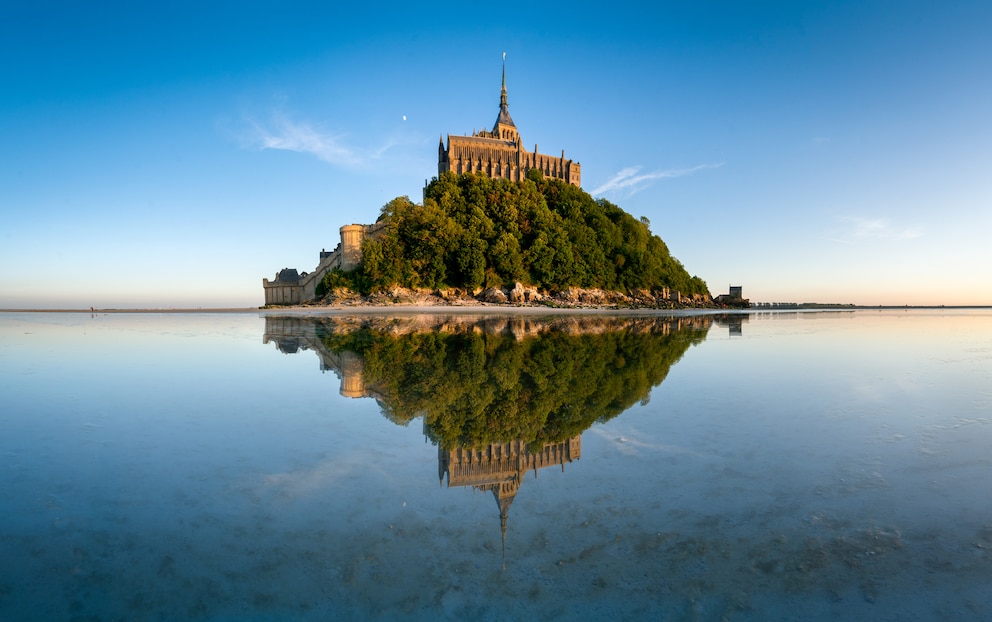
[{"xmin": 2, "ymin": 1, "xmax": 990, "ymax": 308}]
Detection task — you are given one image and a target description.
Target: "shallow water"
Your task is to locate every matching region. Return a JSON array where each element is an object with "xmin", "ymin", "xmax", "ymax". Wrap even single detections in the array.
[{"xmin": 2, "ymin": 309, "xmax": 991, "ymax": 620}]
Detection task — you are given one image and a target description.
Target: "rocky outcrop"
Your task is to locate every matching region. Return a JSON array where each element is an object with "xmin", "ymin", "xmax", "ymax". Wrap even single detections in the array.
[
  {"xmin": 292, "ymin": 282, "xmax": 713, "ymax": 310},
  {"xmin": 479, "ymin": 287, "xmax": 508, "ymax": 304}
]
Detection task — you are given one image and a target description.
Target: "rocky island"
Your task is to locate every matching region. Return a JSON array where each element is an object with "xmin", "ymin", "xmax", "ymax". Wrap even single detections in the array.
[{"xmin": 264, "ymin": 61, "xmax": 723, "ymax": 310}]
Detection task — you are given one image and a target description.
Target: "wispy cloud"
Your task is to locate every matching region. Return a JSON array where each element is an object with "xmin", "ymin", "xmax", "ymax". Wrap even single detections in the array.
[
  {"xmin": 828, "ymin": 216, "xmax": 924, "ymax": 244},
  {"xmin": 590, "ymin": 163, "xmax": 723, "ymax": 197},
  {"xmin": 240, "ymin": 109, "xmax": 395, "ymax": 168}
]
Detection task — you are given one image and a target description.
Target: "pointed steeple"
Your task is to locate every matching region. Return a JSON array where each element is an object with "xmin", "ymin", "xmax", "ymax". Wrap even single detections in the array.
[
  {"xmin": 493, "ymin": 52, "xmax": 518, "ymax": 140},
  {"xmin": 500, "ymin": 53, "xmax": 509, "ymax": 111}
]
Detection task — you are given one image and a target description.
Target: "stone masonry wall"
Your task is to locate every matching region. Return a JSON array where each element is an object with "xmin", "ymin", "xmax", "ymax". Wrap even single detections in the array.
[{"xmin": 262, "ymin": 221, "xmax": 387, "ymax": 305}]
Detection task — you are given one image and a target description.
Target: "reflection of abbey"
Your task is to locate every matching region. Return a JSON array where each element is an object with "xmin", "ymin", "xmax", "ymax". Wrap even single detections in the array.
[
  {"xmin": 262, "ymin": 314, "xmax": 721, "ymax": 555},
  {"xmin": 263, "ymin": 59, "xmax": 580, "ymax": 305},
  {"xmin": 440, "ymin": 438, "xmax": 581, "ymax": 551}
]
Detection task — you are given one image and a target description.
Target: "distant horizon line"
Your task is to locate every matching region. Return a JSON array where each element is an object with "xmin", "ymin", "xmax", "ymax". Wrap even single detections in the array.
[{"xmin": 2, "ymin": 305, "xmax": 991, "ymax": 314}]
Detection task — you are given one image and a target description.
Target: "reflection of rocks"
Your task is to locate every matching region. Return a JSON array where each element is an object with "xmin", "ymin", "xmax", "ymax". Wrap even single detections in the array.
[{"xmin": 266, "ymin": 313, "xmax": 714, "ymax": 339}]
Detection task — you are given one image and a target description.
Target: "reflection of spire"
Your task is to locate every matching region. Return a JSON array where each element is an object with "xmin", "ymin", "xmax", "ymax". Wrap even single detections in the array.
[
  {"xmin": 501, "ymin": 516, "xmax": 507, "ymax": 567},
  {"xmin": 495, "ymin": 480, "xmax": 515, "ymax": 565},
  {"xmin": 438, "ymin": 437, "xmax": 580, "ymax": 561},
  {"xmin": 492, "ymin": 478, "xmax": 519, "ymax": 564}
]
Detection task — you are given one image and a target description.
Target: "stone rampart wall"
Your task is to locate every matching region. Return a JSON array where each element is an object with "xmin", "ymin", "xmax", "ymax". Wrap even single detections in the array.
[{"xmin": 262, "ymin": 221, "xmax": 387, "ymax": 305}]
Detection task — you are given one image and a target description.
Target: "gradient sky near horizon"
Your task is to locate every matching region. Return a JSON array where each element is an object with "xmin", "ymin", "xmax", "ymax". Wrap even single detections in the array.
[{"xmin": 2, "ymin": 1, "xmax": 990, "ymax": 308}]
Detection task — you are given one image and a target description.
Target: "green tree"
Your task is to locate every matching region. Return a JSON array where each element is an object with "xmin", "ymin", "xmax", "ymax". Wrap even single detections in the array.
[
  {"xmin": 490, "ymin": 231, "xmax": 524, "ymax": 284},
  {"xmin": 347, "ymin": 173, "xmax": 709, "ymax": 296}
]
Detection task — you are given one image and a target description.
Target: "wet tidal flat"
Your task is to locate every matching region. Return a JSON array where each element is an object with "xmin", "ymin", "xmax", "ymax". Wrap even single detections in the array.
[{"xmin": 1, "ymin": 309, "xmax": 991, "ymax": 620}]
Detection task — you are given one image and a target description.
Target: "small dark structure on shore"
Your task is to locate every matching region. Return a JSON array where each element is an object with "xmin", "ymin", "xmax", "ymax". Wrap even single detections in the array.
[{"xmin": 714, "ymin": 285, "xmax": 750, "ymax": 308}]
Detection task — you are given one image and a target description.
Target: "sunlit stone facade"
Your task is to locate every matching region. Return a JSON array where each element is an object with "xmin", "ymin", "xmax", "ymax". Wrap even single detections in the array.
[{"xmin": 438, "ymin": 62, "xmax": 580, "ymax": 187}]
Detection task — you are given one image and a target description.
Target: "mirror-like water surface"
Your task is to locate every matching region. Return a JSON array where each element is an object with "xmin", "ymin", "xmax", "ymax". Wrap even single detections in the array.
[{"xmin": 1, "ymin": 309, "xmax": 991, "ymax": 620}]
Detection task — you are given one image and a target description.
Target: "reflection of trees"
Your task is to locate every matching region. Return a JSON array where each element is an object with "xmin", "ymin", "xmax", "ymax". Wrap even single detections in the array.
[
  {"xmin": 310, "ymin": 315, "xmax": 712, "ymax": 449},
  {"xmin": 264, "ymin": 313, "xmax": 714, "ymax": 556}
]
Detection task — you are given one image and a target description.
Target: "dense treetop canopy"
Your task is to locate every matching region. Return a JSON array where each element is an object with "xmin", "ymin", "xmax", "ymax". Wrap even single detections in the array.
[{"xmin": 322, "ymin": 171, "xmax": 709, "ymax": 297}]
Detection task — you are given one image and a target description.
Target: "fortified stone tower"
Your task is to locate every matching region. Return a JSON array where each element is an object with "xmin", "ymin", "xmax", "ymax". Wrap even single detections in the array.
[{"xmin": 339, "ymin": 224, "xmax": 366, "ymax": 272}]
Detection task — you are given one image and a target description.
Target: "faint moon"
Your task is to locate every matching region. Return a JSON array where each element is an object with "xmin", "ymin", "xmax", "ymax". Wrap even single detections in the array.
[{"xmin": 402, "ymin": 115, "xmax": 407, "ymax": 121}]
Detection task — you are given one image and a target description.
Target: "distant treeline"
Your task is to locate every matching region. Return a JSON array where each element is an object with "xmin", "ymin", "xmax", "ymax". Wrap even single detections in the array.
[{"xmin": 318, "ymin": 171, "xmax": 709, "ymax": 297}]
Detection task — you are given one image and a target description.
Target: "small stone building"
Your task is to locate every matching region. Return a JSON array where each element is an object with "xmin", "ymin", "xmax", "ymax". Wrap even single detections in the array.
[{"xmin": 714, "ymin": 285, "xmax": 749, "ymax": 308}]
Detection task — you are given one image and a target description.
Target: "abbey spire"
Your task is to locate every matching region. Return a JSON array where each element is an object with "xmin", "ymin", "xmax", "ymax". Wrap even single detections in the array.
[
  {"xmin": 501, "ymin": 53, "xmax": 508, "ymax": 109},
  {"xmin": 493, "ymin": 52, "xmax": 518, "ymax": 142}
]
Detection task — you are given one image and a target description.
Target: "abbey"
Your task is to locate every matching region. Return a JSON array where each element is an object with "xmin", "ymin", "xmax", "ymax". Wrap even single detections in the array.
[{"xmin": 438, "ymin": 62, "xmax": 581, "ymax": 187}]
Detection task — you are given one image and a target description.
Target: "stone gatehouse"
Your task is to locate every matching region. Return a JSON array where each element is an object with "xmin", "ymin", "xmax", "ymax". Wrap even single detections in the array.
[{"xmin": 262, "ymin": 221, "xmax": 385, "ymax": 305}]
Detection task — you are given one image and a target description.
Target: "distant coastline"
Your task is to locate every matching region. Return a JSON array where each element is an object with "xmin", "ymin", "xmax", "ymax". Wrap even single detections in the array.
[
  {"xmin": 0, "ymin": 308, "xmax": 260, "ymax": 314},
  {"xmin": 2, "ymin": 305, "xmax": 990, "ymax": 315}
]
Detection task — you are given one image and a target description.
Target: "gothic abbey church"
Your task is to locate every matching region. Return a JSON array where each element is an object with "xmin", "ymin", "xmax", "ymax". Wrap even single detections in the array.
[{"xmin": 438, "ymin": 63, "xmax": 580, "ymax": 187}]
